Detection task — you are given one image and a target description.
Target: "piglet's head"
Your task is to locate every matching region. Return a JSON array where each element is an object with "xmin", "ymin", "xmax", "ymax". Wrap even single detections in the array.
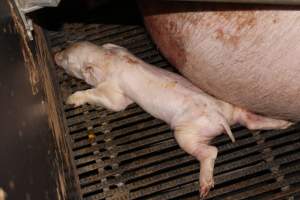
[{"xmin": 54, "ymin": 41, "xmax": 107, "ymax": 86}]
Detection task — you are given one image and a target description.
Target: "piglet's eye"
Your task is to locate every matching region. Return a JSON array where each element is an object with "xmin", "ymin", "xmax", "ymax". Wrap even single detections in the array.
[{"xmin": 85, "ymin": 65, "xmax": 93, "ymax": 71}]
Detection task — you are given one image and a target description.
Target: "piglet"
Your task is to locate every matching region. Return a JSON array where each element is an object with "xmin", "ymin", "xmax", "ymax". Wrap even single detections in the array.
[{"xmin": 55, "ymin": 41, "xmax": 292, "ymax": 198}]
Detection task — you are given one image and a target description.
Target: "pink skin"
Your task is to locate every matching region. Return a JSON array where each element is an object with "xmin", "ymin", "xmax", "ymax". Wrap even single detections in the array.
[
  {"xmin": 139, "ymin": 1, "xmax": 300, "ymax": 121},
  {"xmin": 55, "ymin": 41, "xmax": 292, "ymax": 198}
]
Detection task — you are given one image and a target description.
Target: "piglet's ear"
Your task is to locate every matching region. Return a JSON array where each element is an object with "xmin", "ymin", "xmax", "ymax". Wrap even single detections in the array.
[
  {"xmin": 81, "ymin": 64, "xmax": 99, "ymax": 86},
  {"xmin": 102, "ymin": 43, "xmax": 126, "ymax": 51}
]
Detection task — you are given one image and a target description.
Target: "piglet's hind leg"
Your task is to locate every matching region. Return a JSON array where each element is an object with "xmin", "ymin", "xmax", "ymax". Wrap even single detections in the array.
[
  {"xmin": 234, "ymin": 108, "xmax": 293, "ymax": 130},
  {"xmin": 174, "ymin": 127, "xmax": 218, "ymax": 198}
]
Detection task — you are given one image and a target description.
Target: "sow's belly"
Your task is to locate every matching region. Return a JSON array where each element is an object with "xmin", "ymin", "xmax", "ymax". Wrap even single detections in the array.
[{"xmin": 139, "ymin": 1, "xmax": 300, "ymax": 121}]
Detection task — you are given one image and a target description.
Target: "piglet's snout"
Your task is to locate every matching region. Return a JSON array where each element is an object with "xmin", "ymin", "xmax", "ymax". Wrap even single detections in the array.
[{"xmin": 54, "ymin": 52, "xmax": 64, "ymax": 66}]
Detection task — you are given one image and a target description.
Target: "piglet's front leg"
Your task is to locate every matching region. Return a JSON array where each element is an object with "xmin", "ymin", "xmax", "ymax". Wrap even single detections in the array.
[{"xmin": 66, "ymin": 82, "xmax": 133, "ymax": 111}]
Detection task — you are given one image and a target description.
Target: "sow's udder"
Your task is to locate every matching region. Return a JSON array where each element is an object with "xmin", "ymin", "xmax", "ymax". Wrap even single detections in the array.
[{"xmin": 140, "ymin": 1, "xmax": 300, "ymax": 121}]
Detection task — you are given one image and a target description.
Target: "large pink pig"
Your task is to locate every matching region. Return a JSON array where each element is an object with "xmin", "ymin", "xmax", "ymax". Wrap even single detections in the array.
[
  {"xmin": 139, "ymin": 1, "xmax": 300, "ymax": 121},
  {"xmin": 55, "ymin": 42, "xmax": 291, "ymax": 197}
]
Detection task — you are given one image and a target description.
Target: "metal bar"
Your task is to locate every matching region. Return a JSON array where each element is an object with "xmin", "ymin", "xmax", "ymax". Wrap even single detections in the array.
[
  {"xmin": 164, "ymin": 0, "xmax": 300, "ymax": 5},
  {"xmin": 0, "ymin": 2, "xmax": 81, "ymax": 199}
]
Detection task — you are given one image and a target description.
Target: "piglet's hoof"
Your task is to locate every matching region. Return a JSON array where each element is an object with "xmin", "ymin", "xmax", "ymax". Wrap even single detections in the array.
[
  {"xmin": 66, "ymin": 92, "xmax": 86, "ymax": 107},
  {"xmin": 200, "ymin": 170, "xmax": 214, "ymax": 198}
]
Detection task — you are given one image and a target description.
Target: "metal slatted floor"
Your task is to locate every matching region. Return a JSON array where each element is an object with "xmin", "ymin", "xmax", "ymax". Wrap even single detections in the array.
[{"xmin": 46, "ymin": 7, "xmax": 300, "ymax": 200}]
